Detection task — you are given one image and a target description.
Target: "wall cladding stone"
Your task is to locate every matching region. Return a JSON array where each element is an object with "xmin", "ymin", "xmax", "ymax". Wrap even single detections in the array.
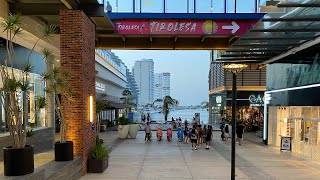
[
  {"xmin": 0, "ymin": 128, "xmax": 53, "ymax": 161},
  {"xmin": 60, "ymin": 10, "xmax": 96, "ymax": 175}
]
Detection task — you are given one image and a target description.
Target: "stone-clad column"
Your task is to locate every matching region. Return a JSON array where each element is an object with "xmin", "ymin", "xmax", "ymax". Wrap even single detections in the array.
[{"xmin": 60, "ymin": 10, "xmax": 96, "ymax": 175}]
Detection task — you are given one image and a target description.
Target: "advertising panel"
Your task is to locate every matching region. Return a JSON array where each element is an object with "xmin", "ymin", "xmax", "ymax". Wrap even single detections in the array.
[{"xmin": 115, "ymin": 19, "xmax": 258, "ymax": 35}]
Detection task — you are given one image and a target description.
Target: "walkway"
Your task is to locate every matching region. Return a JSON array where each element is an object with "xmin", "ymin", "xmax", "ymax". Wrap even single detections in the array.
[{"xmin": 82, "ymin": 131, "xmax": 320, "ymax": 180}]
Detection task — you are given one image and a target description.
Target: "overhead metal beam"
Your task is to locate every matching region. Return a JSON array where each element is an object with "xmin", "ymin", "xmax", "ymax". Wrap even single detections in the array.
[
  {"xmin": 61, "ymin": 0, "xmax": 79, "ymax": 9},
  {"xmin": 215, "ymin": 59, "xmax": 262, "ymax": 63},
  {"xmin": 9, "ymin": 3, "xmax": 104, "ymax": 17},
  {"xmin": 9, "ymin": 3, "xmax": 66, "ymax": 15},
  {"xmin": 262, "ymin": 17, "xmax": 320, "ymax": 22},
  {"xmin": 232, "ymin": 44, "xmax": 298, "ymax": 47},
  {"xmin": 216, "ymin": 57, "xmax": 267, "ymax": 61},
  {"xmin": 96, "ymin": 37, "xmax": 230, "ymax": 49},
  {"xmin": 226, "ymin": 49, "xmax": 285, "ymax": 53},
  {"xmin": 277, "ymin": 3, "xmax": 320, "ymax": 7},
  {"xmin": 240, "ymin": 36, "xmax": 315, "ymax": 41},
  {"xmin": 251, "ymin": 28, "xmax": 320, "ymax": 32},
  {"xmin": 78, "ymin": 4, "xmax": 105, "ymax": 17},
  {"xmin": 261, "ymin": 35, "xmax": 320, "ymax": 64},
  {"xmin": 221, "ymin": 54, "xmax": 275, "ymax": 57}
]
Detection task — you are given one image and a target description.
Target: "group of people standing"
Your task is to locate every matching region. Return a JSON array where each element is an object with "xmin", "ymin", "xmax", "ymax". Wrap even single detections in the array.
[
  {"xmin": 186, "ymin": 124, "xmax": 213, "ymax": 150},
  {"xmin": 220, "ymin": 120, "xmax": 245, "ymax": 145}
]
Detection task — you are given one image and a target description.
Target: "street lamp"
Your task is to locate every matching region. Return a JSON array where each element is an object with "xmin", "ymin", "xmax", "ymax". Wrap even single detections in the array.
[{"xmin": 223, "ymin": 63, "xmax": 248, "ymax": 180}]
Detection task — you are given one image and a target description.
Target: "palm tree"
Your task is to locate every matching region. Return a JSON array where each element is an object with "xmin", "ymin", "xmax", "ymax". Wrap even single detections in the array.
[
  {"xmin": 160, "ymin": 96, "xmax": 179, "ymax": 123},
  {"xmin": 120, "ymin": 89, "xmax": 136, "ymax": 117},
  {"xmin": 201, "ymin": 101, "xmax": 209, "ymax": 109},
  {"xmin": 153, "ymin": 98, "xmax": 163, "ymax": 109}
]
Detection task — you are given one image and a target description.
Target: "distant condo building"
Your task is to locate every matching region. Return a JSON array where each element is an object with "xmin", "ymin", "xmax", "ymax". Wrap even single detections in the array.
[
  {"xmin": 132, "ymin": 59, "xmax": 154, "ymax": 105},
  {"xmin": 125, "ymin": 68, "xmax": 140, "ymax": 105},
  {"xmin": 154, "ymin": 72, "xmax": 171, "ymax": 101}
]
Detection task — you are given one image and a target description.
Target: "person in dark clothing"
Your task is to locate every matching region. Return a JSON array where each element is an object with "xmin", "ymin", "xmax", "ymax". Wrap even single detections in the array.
[
  {"xmin": 224, "ymin": 124, "xmax": 230, "ymax": 141},
  {"xmin": 236, "ymin": 122, "xmax": 245, "ymax": 145},
  {"xmin": 206, "ymin": 125, "xmax": 213, "ymax": 149},
  {"xmin": 190, "ymin": 125, "xmax": 198, "ymax": 150},
  {"xmin": 220, "ymin": 123, "xmax": 225, "ymax": 141}
]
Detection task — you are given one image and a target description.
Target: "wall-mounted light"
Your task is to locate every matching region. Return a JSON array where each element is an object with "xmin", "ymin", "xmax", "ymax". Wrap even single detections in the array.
[{"xmin": 90, "ymin": 95, "xmax": 93, "ymax": 122}]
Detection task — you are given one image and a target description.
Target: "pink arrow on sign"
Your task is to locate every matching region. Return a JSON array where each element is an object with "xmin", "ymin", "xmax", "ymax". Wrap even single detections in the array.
[{"xmin": 222, "ymin": 21, "xmax": 240, "ymax": 34}]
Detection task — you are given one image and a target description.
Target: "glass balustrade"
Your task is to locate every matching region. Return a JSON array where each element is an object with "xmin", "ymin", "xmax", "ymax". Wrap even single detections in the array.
[{"xmin": 103, "ymin": 0, "xmax": 260, "ymax": 13}]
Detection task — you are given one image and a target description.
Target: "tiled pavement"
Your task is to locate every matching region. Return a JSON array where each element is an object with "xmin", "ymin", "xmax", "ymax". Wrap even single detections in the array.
[{"xmin": 82, "ymin": 131, "xmax": 320, "ymax": 180}]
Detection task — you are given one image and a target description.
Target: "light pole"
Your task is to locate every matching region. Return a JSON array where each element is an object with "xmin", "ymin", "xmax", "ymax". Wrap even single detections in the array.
[{"xmin": 223, "ymin": 63, "xmax": 248, "ymax": 180}]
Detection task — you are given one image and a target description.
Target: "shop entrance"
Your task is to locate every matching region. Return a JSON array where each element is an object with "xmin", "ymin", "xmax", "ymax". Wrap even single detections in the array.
[{"xmin": 283, "ymin": 118, "xmax": 320, "ymax": 160}]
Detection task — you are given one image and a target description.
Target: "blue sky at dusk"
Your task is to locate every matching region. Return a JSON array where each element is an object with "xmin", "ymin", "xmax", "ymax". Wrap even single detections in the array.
[{"xmin": 113, "ymin": 50, "xmax": 210, "ymax": 106}]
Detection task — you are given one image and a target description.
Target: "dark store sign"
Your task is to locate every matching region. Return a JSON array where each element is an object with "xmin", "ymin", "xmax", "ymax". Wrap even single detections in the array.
[{"xmin": 249, "ymin": 94, "xmax": 264, "ymax": 106}]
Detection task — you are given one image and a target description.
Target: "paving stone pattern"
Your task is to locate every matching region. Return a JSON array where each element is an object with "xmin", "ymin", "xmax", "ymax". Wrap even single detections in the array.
[{"xmin": 82, "ymin": 131, "xmax": 320, "ymax": 180}]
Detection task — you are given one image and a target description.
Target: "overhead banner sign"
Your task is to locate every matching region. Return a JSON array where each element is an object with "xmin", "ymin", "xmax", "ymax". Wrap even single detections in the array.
[{"xmin": 114, "ymin": 19, "xmax": 257, "ymax": 35}]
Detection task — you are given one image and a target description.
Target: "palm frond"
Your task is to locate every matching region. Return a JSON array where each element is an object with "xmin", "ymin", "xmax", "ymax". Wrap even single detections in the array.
[
  {"xmin": 42, "ymin": 49, "xmax": 52, "ymax": 59},
  {"xmin": 42, "ymin": 25, "xmax": 58, "ymax": 37}
]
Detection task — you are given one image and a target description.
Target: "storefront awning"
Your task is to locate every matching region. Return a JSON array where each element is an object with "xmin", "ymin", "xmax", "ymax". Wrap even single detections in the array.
[
  {"xmin": 217, "ymin": 0, "xmax": 320, "ymax": 64},
  {"xmin": 109, "ymin": 102, "xmax": 132, "ymax": 109}
]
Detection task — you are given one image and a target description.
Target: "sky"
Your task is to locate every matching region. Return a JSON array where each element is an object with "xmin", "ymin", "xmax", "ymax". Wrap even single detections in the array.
[{"xmin": 112, "ymin": 50, "xmax": 210, "ymax": 106}]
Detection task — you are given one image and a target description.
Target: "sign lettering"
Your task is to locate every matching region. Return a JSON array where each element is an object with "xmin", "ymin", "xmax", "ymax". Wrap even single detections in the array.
[{"xmin": 114, "ymin": 19, "xmax": 258, "ymax": 35}]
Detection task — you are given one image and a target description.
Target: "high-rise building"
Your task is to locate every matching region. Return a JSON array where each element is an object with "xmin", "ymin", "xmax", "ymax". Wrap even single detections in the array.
[
  {"xmin": 132, "ymin": 59, "xmax": 154, "ymax": 105},
  {"xmin": 125, "ymin": 67, "xmax": 140, "ymax": 105},
  {"xmin": 154, "ymin": 72, "xmax": 171, "ymax": 101}
]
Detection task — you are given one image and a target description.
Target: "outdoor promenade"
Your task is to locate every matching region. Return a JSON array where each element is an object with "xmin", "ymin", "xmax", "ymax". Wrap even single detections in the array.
[{"xmin": 82, "ymin": 131, "xmax": 320, "ymax": 180}]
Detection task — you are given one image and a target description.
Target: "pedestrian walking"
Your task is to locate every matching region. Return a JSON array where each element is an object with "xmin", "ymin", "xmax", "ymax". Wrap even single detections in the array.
[
  {"xmin": 197, "ymin": 125, "xmax": 202, "ymax": 146},
  {"xmin": 220, "ymin": 122, "xmax": 225, "ymax": 141},
  {"xmin": 190, "ymin": 125, "xmax": 198, "ymax": 150},
  {"xmin": 145, "ymin": 122, "xmax": 151, "ymax": 142},
  {"xmin": 236, "ymin": 121, "xmax": 245, "ymax": 145},
  {"xmin": 224, "ymin": 124, "xmax": 230, "ymax": 141},
  {"xmin": 202, "ymin": 125, "xmax": 207, "ymax": 144},
  {"xmin": 183, "ymin": 126, "xmax": 189, "ymax": 144},
  {"xmin": 205, "ymin": 125, "xmax": 213, "ymax": 149}
]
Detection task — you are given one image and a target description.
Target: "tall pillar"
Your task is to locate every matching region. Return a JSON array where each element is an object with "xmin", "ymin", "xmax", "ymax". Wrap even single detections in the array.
[{"xmin": 60, "ymin": 10, "xmax": 96, "ymax": 175}]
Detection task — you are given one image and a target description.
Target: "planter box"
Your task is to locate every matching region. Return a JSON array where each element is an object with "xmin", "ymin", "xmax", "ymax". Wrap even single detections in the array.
[
  {"xmin": 4, "ymin": 145, "xmax": 34, "ymax": 176},
  {"xmin": 118, "ymin": 125, "xmax": 129, "ymax": 139},
  {"xmin": 128, "ymin": 124, "xmax": 139, "ymax": 139},
  {"xmin": 55, "ymin": 141, "xmax": 74, "ymax": 161},
  {"xmin": 88, "ymin": 156, "xmax": 109, "ymax": 173}
]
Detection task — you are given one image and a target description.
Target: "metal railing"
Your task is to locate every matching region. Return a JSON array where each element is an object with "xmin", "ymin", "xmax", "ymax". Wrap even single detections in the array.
[{"xmin": 102, "ymin": 0, "xmax": 269, "ymax": 14}]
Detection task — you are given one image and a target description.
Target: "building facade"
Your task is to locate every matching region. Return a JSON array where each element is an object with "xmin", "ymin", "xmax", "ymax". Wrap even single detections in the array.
[
  {"xmin": 95, "ymin": 49, "xmax": 129, "ymax": 123},
  {"xmin": 126, "ymin": 68, "xmax": 140, "ymax": 105},
  {"xmin": 154, "ymin": 72, "xmax": 171, "ymax": 101},
  {"xmin": 265, "ymin": 62, "xmax": 320, "ymax": 160},
  {"xmin": 132, "ymin": 59, "xmax": 154, "ymax": 106},
  {"xmin": 208, "ymin": 50, "xmax": 266, "ymax": 132}
]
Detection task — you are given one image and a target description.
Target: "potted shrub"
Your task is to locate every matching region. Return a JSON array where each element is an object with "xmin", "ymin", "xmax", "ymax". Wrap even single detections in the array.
[
  {"xmin": 88, "ymin": 141, "xmax": 109, "ymax": 173},
  {"xmin": 117, "ymin": 116, "xmax": 129, "ymax": 139},
  {"xmin": 41, "ymin": 55, "xmax": 74, "ymax": 161},
  {"xmin": 128, "ymin": 122, "xmax": 139, "ymax": 139},
  {"xmin": 0, "ymin": 14, "xmax": 56, "ymax": 176}
]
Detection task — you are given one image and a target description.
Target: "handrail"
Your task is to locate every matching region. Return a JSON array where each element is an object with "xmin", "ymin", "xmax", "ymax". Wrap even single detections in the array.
[{"xmin": 103, "ymin": 0, "xmax": 263, "ymax": 14}]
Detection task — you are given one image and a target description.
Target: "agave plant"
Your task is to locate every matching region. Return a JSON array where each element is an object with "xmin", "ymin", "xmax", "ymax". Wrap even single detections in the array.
[{"xmin": 0, "ymin": 14, "xmax": 57, "ymax": 148}]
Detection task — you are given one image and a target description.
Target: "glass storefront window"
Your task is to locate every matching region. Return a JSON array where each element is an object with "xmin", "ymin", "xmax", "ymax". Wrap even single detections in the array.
[{"xmin": 0, "ymin": 68, "xmax": 46, "ymax": 133}]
